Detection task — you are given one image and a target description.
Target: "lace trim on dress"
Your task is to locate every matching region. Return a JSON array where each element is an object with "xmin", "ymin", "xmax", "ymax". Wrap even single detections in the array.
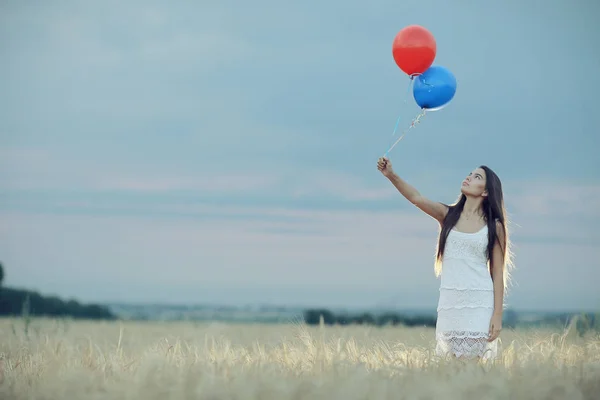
[
  {"xmin": 435, "ymin": 331, "xmax": 495, "ymax": 359},
  {"xmin": 437, "ymin": 330, "xmax": 490, "ymax": 339}
]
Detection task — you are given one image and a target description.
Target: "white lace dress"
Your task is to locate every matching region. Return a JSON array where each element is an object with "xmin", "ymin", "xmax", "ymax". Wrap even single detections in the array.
[{"xmin": 435, "ymin": 224, "xmax": 498, "ymax": 359}]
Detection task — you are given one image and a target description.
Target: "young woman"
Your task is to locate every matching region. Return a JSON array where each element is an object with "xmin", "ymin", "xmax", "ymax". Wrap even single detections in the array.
[{"xmin": 377, "ymin": 156, "xmax": 512, "ymax": 360}]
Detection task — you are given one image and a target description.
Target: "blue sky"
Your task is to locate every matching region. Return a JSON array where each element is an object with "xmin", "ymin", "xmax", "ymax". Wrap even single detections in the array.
[{"xmin": 1, "ymin": 0, "xmax": 599, "ymax": 311}]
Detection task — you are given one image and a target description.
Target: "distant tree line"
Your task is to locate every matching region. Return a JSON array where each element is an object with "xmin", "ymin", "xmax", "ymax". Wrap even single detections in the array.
[
  {"xmin": 305, "ymin": 308, "xmax": 518, "ymax": 330},
  {"xmin": 303, "ymin": 308, "xmax": 438, "ymax": 327},
  {"xmin": 303, "ymin": 307, "xmax": 599, "ymax": 336},
  {"xmin": 0, "ymin": 262, "xmax": 115, "ymax": 320}
]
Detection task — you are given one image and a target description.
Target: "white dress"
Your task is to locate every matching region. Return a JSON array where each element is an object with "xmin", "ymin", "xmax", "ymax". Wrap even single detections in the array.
[{"xmin": 435, "ymin": 224, "xmax": 498, "ymax": 359}]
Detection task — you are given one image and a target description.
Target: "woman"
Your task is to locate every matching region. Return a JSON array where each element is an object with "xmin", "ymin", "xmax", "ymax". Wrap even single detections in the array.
[{"xmin": 377, "ymin": 156, "xmax": 512, "ymax": 360}]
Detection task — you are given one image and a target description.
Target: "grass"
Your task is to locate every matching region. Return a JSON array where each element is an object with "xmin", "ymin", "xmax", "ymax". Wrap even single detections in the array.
[{"xmin": 0, "ymin": 317, "xmax": 599, "ymax": 399}]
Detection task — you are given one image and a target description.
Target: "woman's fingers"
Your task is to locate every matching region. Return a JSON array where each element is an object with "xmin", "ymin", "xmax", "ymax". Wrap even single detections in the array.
[
  {"xmin": 488, "ymin": 323, "xmax": 496, "ymax": 341},
  {"xmin": 488, "ymin": 326, "xmax": 501, "ymax": 342}
]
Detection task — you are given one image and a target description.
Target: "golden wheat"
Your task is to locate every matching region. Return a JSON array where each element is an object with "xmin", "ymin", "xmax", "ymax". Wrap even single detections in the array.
[{"xmin": 0, "ymin": 318, "xmax": 598, "ymax": 399}]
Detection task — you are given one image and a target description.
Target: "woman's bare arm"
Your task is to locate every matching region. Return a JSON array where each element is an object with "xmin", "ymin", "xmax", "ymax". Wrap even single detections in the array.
[
  {"xmin": 386, "ymin": 172, "xmax": 448, "ymax": 223},
  {"xmin": 378, "ymin": 157, "xmax": 448, "ymax": 223},
  {"xmin": 491, "ymin": 220, "xmax": 506, "ymax": 314},
  {"xmin": 488, "ymin": 220, "xmax": 506, "ymax": 341}
]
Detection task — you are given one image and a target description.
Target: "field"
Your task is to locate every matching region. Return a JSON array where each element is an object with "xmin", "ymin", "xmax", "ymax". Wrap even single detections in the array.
[{"xmin": 0, "ymin": 318, "xmax": 599, "ymax": 399}]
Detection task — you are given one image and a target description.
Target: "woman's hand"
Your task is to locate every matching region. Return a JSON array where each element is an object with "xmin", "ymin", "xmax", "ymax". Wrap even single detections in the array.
[
  {"xmin": 488, "ymin": 313, "xmax": 502, "ymax": 342},
  {"xmin": 377, "ymin": 157, "xmax": 394, "ymax": 177}
]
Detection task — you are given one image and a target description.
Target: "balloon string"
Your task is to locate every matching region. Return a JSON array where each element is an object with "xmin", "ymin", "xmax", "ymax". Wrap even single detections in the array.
[
  {"xmin": 389, "ymin": 77, "xmax": 415, "ymax": 141},
  {"xmin": 383, "ymin": 108, "xmax": 427, "ymax": 157}
]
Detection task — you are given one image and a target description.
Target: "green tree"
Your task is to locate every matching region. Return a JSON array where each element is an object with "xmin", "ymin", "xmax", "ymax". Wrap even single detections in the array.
[{"xmin": 0, "ymin": 262, "xmax": 4, "ymax": 286}]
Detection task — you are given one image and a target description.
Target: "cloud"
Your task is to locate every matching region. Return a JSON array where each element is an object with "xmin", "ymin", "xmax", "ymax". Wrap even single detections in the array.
[
  {"xmin": 0, "ymin": 147, "xmax": 395, "ymax": 202},
  {"xmin": 287, "ymin": 170, "xmax": 394, "ymax": 201},
  {"xmin": 1, "ymin": 203, "xmax": 598, "ymax": 310},
  {"xmin": 92, "ymin": 174, "xmax": 278, "ymax": 193},
  {"xmin": 0, "ymin": 147, "xmax": 52, "ymax": 166},
  {"xmin": 0, "ymin": 207, "xmax": 440, "ymax": 306},
  {"xmin": 137, "ymin": 31, "xmax": 254, "ymax": 68},
  {"xmin": 3, "ymin": 143, "xmax": 600, "ymax": 229},
  {"xmin": 85, "ymin": 169, "xmax": 395, "ymax": 201},
  {"xmin": 1, "ymin": 1, "xmax": 254, "ymax": 70},
  {"xmin": 507, "ymin": 182, "xmax": 600, "ymax": 218}
]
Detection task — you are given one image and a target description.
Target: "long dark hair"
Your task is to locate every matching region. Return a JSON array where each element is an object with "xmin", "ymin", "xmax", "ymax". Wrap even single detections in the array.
[{"xmin": 434, "ymin": 165, "xmax": 513, "ymax": 288}]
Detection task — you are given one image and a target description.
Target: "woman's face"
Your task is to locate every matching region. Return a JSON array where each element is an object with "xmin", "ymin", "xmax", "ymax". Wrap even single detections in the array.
[{"xmin": 461, "ymin": 167, "xmax": 488, "ymax": 197}]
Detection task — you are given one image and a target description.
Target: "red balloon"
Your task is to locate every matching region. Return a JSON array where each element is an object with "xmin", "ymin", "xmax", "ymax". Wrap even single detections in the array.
[{"xmin": 392, "ymin": 25, "xmax": 437, "ymax": 76}]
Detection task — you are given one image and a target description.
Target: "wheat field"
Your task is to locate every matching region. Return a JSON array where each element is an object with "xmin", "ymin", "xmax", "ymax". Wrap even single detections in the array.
[{"xmin": 0, "ymin": 318, "xmax": 599, "ymax": 399}]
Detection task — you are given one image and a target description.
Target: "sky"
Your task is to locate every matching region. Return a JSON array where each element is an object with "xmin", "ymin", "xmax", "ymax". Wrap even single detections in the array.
[{"xmin": 1, "ymin": 0, "xmax": 599, "ymax": 312}]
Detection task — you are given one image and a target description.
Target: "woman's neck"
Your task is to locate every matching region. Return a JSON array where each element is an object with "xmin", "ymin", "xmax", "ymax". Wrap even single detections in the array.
[{"xmin": 463, "ymin": 196, "xmax": 483, "ymax": 218}]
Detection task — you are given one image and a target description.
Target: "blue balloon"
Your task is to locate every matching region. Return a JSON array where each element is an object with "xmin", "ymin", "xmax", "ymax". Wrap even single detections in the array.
[{"xmin": 412, "ymin": 65, "xmax": 457, "ymax": 111}]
